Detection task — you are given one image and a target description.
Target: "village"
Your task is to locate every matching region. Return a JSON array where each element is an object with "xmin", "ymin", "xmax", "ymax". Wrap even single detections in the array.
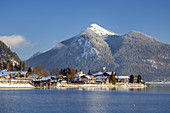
[{"xmin": 0, "ymin": 66, "xmax": 146, "ymax": 89}]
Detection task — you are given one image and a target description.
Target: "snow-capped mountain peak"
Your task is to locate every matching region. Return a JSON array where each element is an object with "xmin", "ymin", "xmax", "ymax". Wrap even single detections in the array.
[{"xmin": 87, "ymin": 24, "xmax": 118, "ymax": 36}]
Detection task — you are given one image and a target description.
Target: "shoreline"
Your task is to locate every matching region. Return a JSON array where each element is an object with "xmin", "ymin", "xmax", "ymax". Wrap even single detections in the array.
[
  {"xmin": 5, "ymin": 82, "xmax": 170, "ymax": 89},
  {"xmin": 146, "ymin": 82, "xmax": 170, "ymax": 84},
  {"xmin": 0, "ymin": 83, "xmax": 146, "ymax": 89},
  {"xmin": 0, "ymin": 83, "xmax": 147, "ymax": 89}
]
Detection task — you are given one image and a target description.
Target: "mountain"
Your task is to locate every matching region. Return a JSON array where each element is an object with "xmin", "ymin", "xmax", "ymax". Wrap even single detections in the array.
[
  {"xmin": 26, "ymin": 24, "xmax": 170, "ymax": 81},
  {"xmin": 30, "ymin": 51, "xmax": 45, "ymax": 59},
  {"xmin": 0, "ymin": 40, "xmax": 23, "ymax": 68}
]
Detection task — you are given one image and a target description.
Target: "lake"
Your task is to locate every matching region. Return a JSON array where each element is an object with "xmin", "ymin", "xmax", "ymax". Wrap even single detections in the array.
[{"xmin": 0, "ymin": 84, "xmax": 170, "ymax": 113}]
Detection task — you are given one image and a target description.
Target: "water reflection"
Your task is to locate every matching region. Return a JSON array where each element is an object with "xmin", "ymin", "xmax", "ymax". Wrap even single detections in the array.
[
  {"xmin": 0, "ymin": 85, "xmax": 170, "ymax": 113},
  {"xmin": 1, "ymin": 84, "xmax": 169, "ymax": 94},
  {"xmin": 53, "ymin": 84, "xmax": 170, "ymax": 94}
]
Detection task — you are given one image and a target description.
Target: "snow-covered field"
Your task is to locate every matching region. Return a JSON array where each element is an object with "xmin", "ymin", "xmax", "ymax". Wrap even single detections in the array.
[{"xmin": 0, "ymin": 83, "xmax": 34, "ymax": 88}]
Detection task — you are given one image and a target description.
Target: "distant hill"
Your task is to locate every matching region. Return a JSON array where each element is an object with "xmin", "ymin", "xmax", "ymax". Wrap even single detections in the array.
[{"xmin": 26, "ymin": 24, "xmax": 170, "ymax": 81}]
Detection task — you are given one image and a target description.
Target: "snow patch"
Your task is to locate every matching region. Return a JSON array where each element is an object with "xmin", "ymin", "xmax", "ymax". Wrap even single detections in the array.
[
  {"xmin": 53, "ymin": 43, "xmax": 65, "ymax": 50},
  {"xmin": 159, "ymin": 55, "xmax": 168, "ymax": 59},
  {"xmin": 81, "ymin": 38, "xmax": 99, "ymax": 63},
  {"xmin": 78, "ymin": 38, "xmax": 82, "ymax": 45},
  {"xmin": 0, "ymin": 82, "xmax": 34, "ymax": 88},
  {"xmin": 91, "ymin": 48, "xmax": 99, "ymax": 55},
  {"xmin": 143, "ymin": 59, "xmax": 158, "ymax": 69},
  {"xmin": 10, "ymin": 58, "xmax": 19, "ymax": 66}
]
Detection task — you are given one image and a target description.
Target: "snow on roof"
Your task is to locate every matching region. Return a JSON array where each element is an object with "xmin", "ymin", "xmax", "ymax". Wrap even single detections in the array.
[
  {"xmin": 33, "ymin": 79, "xmax": 41, "ymax": 82},
  {"xmin": 8, "ymin": 71, "xmax": 18, "ymax": 74},
  {"xmin": 0, "ymin": 73, "xmax": 8, "ymax": 76},
  {"xmin": 75, "ymin": 72, "xmax": 85, "ymax": 77},
  {"xmin": 34, "ymin": 76, "xmax": 51, "ymax": 81},
  {"xmin": 51, "ymin": 80, "xmax": 57, "ymax": 82},
  {"xmin": 20, "ymin": 71, "xmax": 27, "ymax": 75},
  {"xmin": 52, "ymin": 76, "xmax": 57, "ymax": 79},
  {"xmin": 56, "ymin": 75, "xmax": 67, "ymax": 79},
  {"xmin": 93, "ymin": 72, "xmax": 103, "ymax": 76},
  {"xmin": 88, "ymin": 75, "xmax": 94, "ymax": 79},
  {"xmin": 106, "ymin": 72, "xmax": 112, "ymax": 75},
  {"xmin": 75, "ymin": 73, "xmax": 79, "ymax": 77},
  {"xmin": 0, "ymin": 71, "xmax": 17, "ymax": 76},
  {"xmin": 116, "ymin": 76, "xmax": 129, "ymax": 79},
  {"xmin": 42, "ymin": 76, "xmax": 51, "ymax": 80},
  {"xmin": 1, "ymin": 69, "xmax": 8, "ymax": 72},
  {"xmin": 93, "ymin": 72, "xmax": 113, "ymax": 76},
  {"xmin": 85, "ymin": 75, "xmax": 91, "ymax": 79},
  {"xmin": 0, "ymin": 69, "xmax": 28, "ymax": 76},
  {"xmin": 96, "ymin": 80, "xmax": 102, "ymax": 82},
  {"xmin": 57, "ymin": 75, "xmax": 62, "ymax": 78},
  {"xmin": 74, "ymin": 78, "xmax": 79, "ymax": 81},
  {"xmin": 97, "ymin": 76, "xmax": 107, "ymax": 79}
]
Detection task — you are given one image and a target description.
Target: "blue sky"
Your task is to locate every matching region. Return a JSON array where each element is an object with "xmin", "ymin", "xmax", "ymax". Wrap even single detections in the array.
[{"xmin": 0, "ymin": 0, "xmax": 170, "ymax": 60}]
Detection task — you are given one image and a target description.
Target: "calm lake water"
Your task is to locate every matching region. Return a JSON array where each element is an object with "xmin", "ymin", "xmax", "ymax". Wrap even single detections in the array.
[{"xmin": 0, "ymin": 85, "xmax": 170, "ymax": 113}]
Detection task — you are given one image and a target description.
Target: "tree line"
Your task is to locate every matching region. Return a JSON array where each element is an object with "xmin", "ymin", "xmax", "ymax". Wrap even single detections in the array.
[
  {"xmin": 0, "ymin": 60, "xmax": 27, "ymax": 71},
  {"xmin": 28, "ymin": 64, "xmax": 79, "ymax": 80},
  {"xmin": 129, "ymin": 74, "xmax": 143, "ymax": 83},
  {"xmin": 27, "ymin": 64, "xmax": 144, "ymax": 84}
]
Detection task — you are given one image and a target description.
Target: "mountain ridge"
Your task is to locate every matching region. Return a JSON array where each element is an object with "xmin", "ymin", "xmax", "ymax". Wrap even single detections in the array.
[{"xmin": 26, "ymin": 24, "xmax": 170, "ymax": 81}]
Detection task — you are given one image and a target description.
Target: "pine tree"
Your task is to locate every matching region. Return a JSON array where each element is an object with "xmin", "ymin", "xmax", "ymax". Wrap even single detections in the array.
[
  {"xmin": 7, "ymin": 60, "xmax": 10, "ymax": 71},
  {"xmin": 28, "ymin": 67, "xmax": 32, "ymax": 73},
  {"xmin": 111, "ymin": 71, "xmax": 116, "ymax": 85},
  {"xmin": 95, "ymin": 70, "xmax": 99, "ymax": 73},
  {"xmin": 66, "ymin": 73, "xmax": 71, "ymax": 84},
  {"xmin": 137, "ymin": 75, "xmax": 141, "ymax": 83},
  {"xmin": 88, "ymin": 70, "xmax": 92, "ymax": 75},
  {"xmin": 71, "ymin": 66, "xmax": 77, "ymax": 82},
  {"xmin": 22, "ymin": 61, "xmax": 26, "ymax": 71},
  {"xmin": 59, "ymin": 69, "xmax": 63, "ymax": 75},
  {"xmin": 129, "ymin": 74, "xmax": 134, "ymax": 83},
  {"xmin": 0, "ymin": 61, "xmax": 3, "ymax": 70},
  {"xmin": 107, "ymin": 68, "xmax": 109, "ymax": 72},
  {"xmin": 3, "ymin": 62, "xmax": 6, "ymax": 69},
  {"xmin": 19, "ymin": 61, "xmax": 22, "ymax": 71}
]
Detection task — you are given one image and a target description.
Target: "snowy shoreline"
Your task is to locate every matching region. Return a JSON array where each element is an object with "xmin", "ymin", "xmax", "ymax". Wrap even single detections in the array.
[
  {"xmin": 0, "ymin": 83, "xmax": 34, "ymax": 88},
  {"xmin": 0, "ymin": 83, "xmax": 147, "ymax": 89},
  {"xmin": 56, "ymin": 83, "xmax": 146, "ymax": 88}
]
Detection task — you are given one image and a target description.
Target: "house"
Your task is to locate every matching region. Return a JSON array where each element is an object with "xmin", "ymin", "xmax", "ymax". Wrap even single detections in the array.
[
  {"xmin": 72, "ymin": 71, "xmax": 88, "ymax": 83},
  {"xmin": 0, "ymin": 69, "xmax": 29, "ymax": 79},
  {"xmin": 32, "ymin": 76, "xmax": 58, "ymax": 88},
  {"xmin": 56, "ymin": 75, "xmax": 67, "ymax": 83},
  {"xmin": 0, "ymin": 69, "xmax": 17, "ymax": 79},
  {"xmin": 73, "ymin": 75, "xmax": 89, "ymax": 83},
  {"xmin": 87, "ymin": 71, "xmax": 116, "ymax": 83},
  {"xmin": 86, "ymin": 71, "xmax": 131, "ymax": 84},
  {"xmin": 16, "ymin": 71, "xmax": 29, "ymax": 78},
  {"xmin": 115, "ymin": 75, "xmax": 129, "ymax": 83}
]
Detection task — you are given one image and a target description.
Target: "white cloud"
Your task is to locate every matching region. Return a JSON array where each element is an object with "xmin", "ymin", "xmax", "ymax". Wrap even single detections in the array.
[{"xmin": 0, "ymin": 35, "xmax": 33, "ymax": 48}]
